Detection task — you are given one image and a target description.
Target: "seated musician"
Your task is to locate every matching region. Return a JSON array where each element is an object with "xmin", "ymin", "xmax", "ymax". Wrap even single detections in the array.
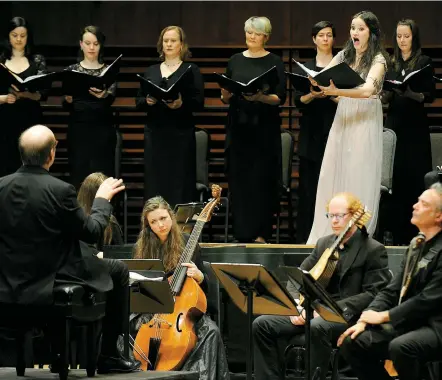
[
  {"xmin": 0, "ymin": 125, "xmax": 139, "ymax": 373},
  {"xmin": 338, "ymin": 183, "xmax": 442, "ymax": 380},
  {"xmin": 253, "ymin": 192, "xmax": 391, "ymax": 380},
  {"xmin": 131, "ymin": 196, "xmax": 230, "ymax": 380}
]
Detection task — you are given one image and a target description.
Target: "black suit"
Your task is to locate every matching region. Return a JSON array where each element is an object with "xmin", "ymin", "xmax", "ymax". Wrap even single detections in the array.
[
  {"xmin": 253, "ymin": 229, "xmax": 390, "ymax": 380},
  {"xmin": 340, "ymin": 231, "xmax": 442, "ymax": 380},
  {"xmin": 0, "ymin": 166, "xmax": 113, "ymax": 305}
]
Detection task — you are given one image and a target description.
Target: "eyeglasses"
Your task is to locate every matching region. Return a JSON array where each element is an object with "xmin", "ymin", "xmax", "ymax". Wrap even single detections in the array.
[{"xmin": 325, "ymin": 212, "xmax": 350, "ymax": 220}]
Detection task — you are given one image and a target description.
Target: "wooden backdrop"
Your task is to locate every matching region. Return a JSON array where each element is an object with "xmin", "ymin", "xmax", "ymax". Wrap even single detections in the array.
[{"xmin": 1, "ymin": 1, "xmax": 442, "ymax": 48}]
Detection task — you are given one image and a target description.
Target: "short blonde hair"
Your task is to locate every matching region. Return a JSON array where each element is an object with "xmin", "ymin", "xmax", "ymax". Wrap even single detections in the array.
[
  {"xmin": 244, "ymin": 16, "xmax": 272, "ymax": 36},
  {"xmin": 326, "ymin": 192, "xmax": 364, "ymax": 216}
]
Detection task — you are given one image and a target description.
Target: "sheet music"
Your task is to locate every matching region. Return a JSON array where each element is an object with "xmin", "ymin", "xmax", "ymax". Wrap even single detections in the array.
[{"xmin": 129, "ymin": 271, "xmax": 163, "ymax": 285}]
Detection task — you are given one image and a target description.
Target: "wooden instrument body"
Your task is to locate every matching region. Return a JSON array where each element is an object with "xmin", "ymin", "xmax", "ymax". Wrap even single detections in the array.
[
  {"xmin": 134, "ymin": 276, "xmax": 207, "ymax": 371},
  {"xmin": 299, "ymin": 247, "xmax": 338, "ymax": 305}
]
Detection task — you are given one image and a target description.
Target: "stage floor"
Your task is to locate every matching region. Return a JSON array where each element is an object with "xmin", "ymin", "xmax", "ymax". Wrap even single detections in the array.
[{"xmin": 0, "ymin": 368, "xmax": 198, "ymax": 379}]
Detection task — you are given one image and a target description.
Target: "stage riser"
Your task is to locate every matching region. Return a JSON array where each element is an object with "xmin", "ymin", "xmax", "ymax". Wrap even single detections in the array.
[{"xmin": 0, "ymin": 368, "xmax": 198, "ymax": 379}]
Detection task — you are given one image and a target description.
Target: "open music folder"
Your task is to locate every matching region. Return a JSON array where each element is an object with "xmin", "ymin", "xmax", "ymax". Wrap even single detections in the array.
[
  {"xmin": 137, "ymin": 64, "xmax": 192, "ymax": 102},
  {"xmin": 383, "ymin": 64, "xmax": 433, "ymax": 91},
  {"xmin": 61, "ymin": 53, "xmax": 123, "ymax": 95},
  {"xmin": 0, "ymin": 64, "xmax": 59, "ymax": 92},
  {"xmin": 214, "ymin": 65, "xmax": 277, "ymax": 95},
  {"xmin": 293, "ymin": 59, "xmax": 365, "ymax": 89}
]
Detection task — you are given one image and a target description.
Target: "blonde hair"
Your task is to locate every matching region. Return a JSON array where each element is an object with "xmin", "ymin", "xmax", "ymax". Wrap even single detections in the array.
[
  {"xmin": 133, "ymin": 196, "xmax": 185, "ymax": 272},
  {"xmin": 326, "ymin": 192, "xmax": 364, "ymax": 216},
  {"xmin": 244, "ymin": 16, "xmax": 272, "ymax": 36},
  {"xmin": 156, "ymin": 25, "xmax": 191, "ymax": 61}
]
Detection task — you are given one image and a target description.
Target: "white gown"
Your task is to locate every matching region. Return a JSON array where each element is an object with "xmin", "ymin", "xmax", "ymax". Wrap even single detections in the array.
[{"xmin": 307, "ymin": 51, "xmax": 387, "ymax": 244}]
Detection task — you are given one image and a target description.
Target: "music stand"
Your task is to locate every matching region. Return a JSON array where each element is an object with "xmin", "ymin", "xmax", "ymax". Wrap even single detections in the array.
[
  {"xmin": 210, "ymin": 263, "xmax": 299, "ymax": 380},
  {"xmin": 121, "ymin": 259, "xmax": 175, "ymax": 357},
  {"xmin": 174, "ymin": 202, "xmax": 204, "ymax": 234},
  {"xmin": 281, "ymin": 266, "xmax": 351, "ymax": 380}
]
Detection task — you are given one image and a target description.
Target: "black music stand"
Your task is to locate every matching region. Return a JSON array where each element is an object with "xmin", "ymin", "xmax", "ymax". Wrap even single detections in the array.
[
  {"xmin": 122, "ymin": 259, "xmax": 175, "ymax": 357},
  {"xmin": 281, "ymin": 266, "xmax": 351, "ymax": 380},
  {"xmin": 174, "ymin": 202, "xmax": 204, "ymax": 235},
  {"xmin": 210, "ymin": 263, "xmax": 299, "ymax": 380}
]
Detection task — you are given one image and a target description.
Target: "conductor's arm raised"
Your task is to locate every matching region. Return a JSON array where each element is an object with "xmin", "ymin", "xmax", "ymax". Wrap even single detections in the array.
[{"xmin": 62, "ymin": 177, "xmax": 125, "ymax": 243}]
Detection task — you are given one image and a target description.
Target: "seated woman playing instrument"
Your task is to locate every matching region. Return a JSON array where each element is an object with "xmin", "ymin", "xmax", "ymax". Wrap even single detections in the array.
[{"xmin": 131, "ymin": 196, "xmax": 230, "ymax": 380}]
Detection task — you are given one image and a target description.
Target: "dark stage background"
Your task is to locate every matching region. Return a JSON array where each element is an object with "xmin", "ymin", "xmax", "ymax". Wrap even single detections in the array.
[{"xmin": 1, "ymin": 1, "xmax": 442, "ymax": 48}]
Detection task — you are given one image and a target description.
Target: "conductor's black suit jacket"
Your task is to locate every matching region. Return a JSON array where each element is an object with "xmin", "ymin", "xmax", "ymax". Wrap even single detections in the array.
[{"xmin": 0, "ymin": 165, "xmax": 113, "ymax": 305}]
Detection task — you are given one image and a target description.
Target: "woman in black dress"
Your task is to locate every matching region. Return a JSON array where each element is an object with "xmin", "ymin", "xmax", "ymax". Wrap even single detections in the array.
[
  {"xmin": 131, "ymin": 196, "xmax": 230, "ymax": 380},
  {"xmin": 294, "ymin": 21, "xmax": 338, "ymax": 243},
  {"xmin": 136, "ymin": 26, "xmax": 204, "ymax": 208},
  {"xmin": 64, "ymin": 26, "xmax": 117, "ymax": 190},
  {"xmin": 0, "ymin": 17, "xmax": 47, "ymax": 177},
  {"xmin": 382, "ymin": 19, "xmax": 435, "ymax": 245},
  {"xmin": 221, "ymin": 16, "xmax": 286, "ymax": 243}
]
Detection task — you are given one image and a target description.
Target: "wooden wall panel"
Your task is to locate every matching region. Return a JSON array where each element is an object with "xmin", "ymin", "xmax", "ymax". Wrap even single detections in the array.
[{"xmin": 1, "ymin": 2, "xmax": 441, "ymax": 47}]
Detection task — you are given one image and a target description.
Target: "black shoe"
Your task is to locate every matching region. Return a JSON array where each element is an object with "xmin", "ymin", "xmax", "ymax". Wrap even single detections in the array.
[
  {"xmin": 97, "ymin": 354, "xmax": 141, "ymax": 374},
  {"xmin": 49, "ymin": 355, "xmax": 69, "ymax": 374}
]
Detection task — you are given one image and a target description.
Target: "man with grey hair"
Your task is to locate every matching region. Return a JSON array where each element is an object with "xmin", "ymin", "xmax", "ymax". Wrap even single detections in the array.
[
  {"xmin": 338, "ymin": 183, "xmax": 442, "ymax": 380},
  {"xmin": 0, "ymin": 125, "xmax": 139, "ymax": 373}
]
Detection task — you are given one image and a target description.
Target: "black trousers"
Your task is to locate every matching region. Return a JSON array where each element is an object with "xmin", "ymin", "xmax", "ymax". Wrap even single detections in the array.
[
  {"xmin": 340, "ymin": 325, "xmax": 441, "ymax": 380},
  {"xmin": 101, "ymin": 259, "xmax": 129, "ymax": 356},
  {"xmin": 252, "ymin": 315, "xmax": 346, "ymax": 380}
]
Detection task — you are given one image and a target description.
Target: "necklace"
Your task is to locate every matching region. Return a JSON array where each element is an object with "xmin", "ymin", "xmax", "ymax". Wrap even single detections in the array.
[{"xmin": 164, "ymin": 60, "xmax": 181, "ymax": 68}]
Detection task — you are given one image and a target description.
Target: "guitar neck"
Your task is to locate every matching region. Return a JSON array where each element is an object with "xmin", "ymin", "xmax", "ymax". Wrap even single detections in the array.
[{"xmin": 170, "ymin": 220, "xmax": 206, "ymax": 287}]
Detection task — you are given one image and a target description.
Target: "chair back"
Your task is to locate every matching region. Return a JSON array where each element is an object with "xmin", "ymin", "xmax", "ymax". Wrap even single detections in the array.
[
  {"xmin": 202, "ymin": 261, "xmax": 221, "ymax": 328},
  {"xmin": 381, "ymin": 128, "xmax": 397, "ymax": 194},
  {"xmin": 195, "ymin": 128, "xmax": 210, "ymax": 187},
  {"xmin": 281, "ymin": 130, "xmax": 295, "ymax": 190},
  {"xmin": 430, "ymin": 132, "xmax": 442, "ymax": 169}
]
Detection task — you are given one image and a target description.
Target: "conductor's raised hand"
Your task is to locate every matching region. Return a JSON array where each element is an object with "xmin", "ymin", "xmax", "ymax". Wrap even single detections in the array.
[
  {"xmin": 319, "ymin": 79, "xmax": 338, "ymax": 97},
  {"xmin": 64, "ymin": 96, "xmax": 73, "ymax": 104},
  {"xmin": 95, "ymin": 177, "xmax": 125, "ymax": 201}
]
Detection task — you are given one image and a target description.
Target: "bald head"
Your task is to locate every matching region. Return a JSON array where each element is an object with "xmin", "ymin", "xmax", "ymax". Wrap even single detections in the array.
[{"xmin": 19, "ymin": 125, "xmax": 56, "ymax": 167}]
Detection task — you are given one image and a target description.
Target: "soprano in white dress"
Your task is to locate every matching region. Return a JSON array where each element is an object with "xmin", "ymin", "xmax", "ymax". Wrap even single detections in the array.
[{"xmin": 307, "ymin": 49, "xmax": 387, "ymax": 244}]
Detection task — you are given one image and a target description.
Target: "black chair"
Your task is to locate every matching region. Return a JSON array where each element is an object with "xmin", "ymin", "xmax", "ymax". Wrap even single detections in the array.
[
  {"xmin": 276, "ymin": 130, "xmax": 295, "ymax": 243},
  {"xmin": 0, "ymin": 284, "xmax": 106, "ymax": 380},
  {"xmin": 376, "ymin": 128, "xmax": 397, "ymax": 242},
  {"xmin": 195, "ymin": 128, "xmax": 211, "ymax": 203},
  {"xmin": 195, "ymin": 128, "xmax": 229, "ymax": 242},
  {"xmin": 202, "ymin": 261, "xmax": 222, "ymax": 330}
]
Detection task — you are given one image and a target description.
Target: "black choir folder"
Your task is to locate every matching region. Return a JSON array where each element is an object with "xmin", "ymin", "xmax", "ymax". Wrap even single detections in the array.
[
  {"xmin": 286, "ymin": 72, "xmax": 315, "ymax": 93},
  {"xmin": 137, "ymin": 64, "xmax": 192, "ymax": 102},
  {"xmin": 215, "ymin": 65, "xmax": 277, "ymax": 95},
  {"xmin": 0, "ymin": 63, "xmax": 58, "ymax": 92},
  {"xmin": 62, "ymin": 54, "xmax": 123, "ymax": 95},
  {"xmin": 292, "ymin": 59, "xmax": 365, "ymax": 89},
  {"xmin": 383, "ymin": 64, "xmax": 432, "ymax": 92}
]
